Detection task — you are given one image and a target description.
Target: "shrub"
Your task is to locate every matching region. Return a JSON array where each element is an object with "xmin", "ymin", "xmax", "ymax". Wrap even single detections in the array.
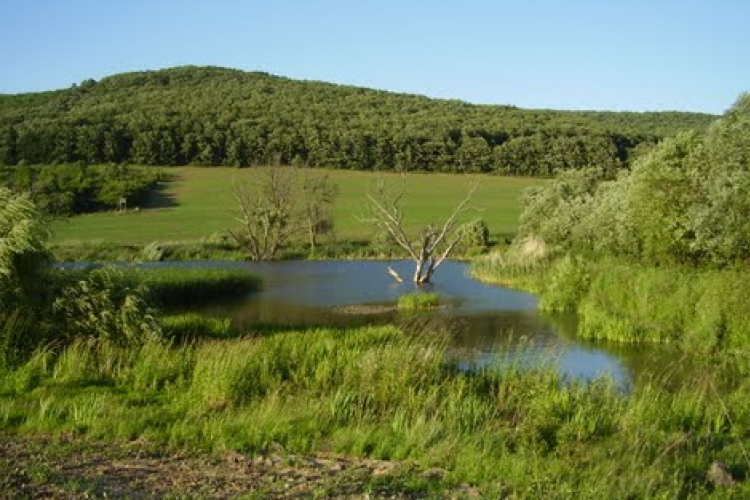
[
  {"xmin": 52, "ymin": 267, "xmax": 162, "ymax": 346},
  {"xmin": 539, "ymin": 254, "xmax": 590, "ymax": 313},
  {"xmin": 141, "ymin": 241, "xmax": 165, "ymax": 262},
  {"xmin": 459, "ymin": 218, "xmax": 490, "ymax": 248}
]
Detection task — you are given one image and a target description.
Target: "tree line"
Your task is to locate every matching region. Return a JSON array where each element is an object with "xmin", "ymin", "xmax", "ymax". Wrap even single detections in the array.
[
  {"xmin": 0, "ymin": 163, "xmax": 164, "ymax": 215},
  {"xmin": 0, "ymin": 66, "xmax": 715, "ymax": 175}
]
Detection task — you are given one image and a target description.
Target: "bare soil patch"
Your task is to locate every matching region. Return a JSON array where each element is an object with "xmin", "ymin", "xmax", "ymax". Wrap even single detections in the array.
[{"xmin": 0, "ymin": 434, "xmax": 479, "ymax": 499}]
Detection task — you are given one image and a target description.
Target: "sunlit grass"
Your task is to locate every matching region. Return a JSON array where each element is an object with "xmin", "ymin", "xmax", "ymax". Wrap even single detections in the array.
[
  {"xmin": 2, "ymin": 323, "xmax": 749, "ymax": 497},
  {"xmin": 397, "ymin": 292, "xmax": 440, "ymax": 310},
  {"xmin": 49, "ymin": 167, "xmax": 547, "ymax": 245}
]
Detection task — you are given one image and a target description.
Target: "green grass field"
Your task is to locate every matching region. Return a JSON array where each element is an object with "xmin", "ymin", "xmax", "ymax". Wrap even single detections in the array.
[{"xmin": 49, "ymin": 167, "xmax": 546, "ymax": 244}]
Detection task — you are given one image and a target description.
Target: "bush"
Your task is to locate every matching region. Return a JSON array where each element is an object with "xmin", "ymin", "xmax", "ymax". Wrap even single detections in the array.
[
  {"xmin": 52, "ymin": 267, "xmax": 162, "ymax": 346},
  {"xmin": 539, "ymin": 254, "xmax": 590, "ymax": 313},
  {"xmin": 459, "ymin": 218, "xmax": 490, "ymax": 248}
]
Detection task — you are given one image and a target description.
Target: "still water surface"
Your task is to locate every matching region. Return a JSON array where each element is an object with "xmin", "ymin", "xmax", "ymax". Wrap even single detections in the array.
[{"xmin": 155, "ymin": 260, "xmax": 686, "ymax": 387}]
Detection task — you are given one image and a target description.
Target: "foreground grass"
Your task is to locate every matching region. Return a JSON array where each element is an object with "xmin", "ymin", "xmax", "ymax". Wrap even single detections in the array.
[
  {"xmin": 1, "ymin": 325, "xmax": 749, "ymax": 498},
  {"xmin": 49, "ymin": 167, "xmax": 546, "ymax": 245}
]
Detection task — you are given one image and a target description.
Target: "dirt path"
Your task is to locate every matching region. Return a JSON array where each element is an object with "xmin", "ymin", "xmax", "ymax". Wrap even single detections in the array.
[{"xmin": 0, "ymin": 434, "xmax": 480, "ymax": 499}]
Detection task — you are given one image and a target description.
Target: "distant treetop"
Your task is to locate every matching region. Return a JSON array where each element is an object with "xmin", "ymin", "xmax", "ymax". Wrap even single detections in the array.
[{"xmin": 0, "ymin": 65, "xmax": 718, "ymax": 174}]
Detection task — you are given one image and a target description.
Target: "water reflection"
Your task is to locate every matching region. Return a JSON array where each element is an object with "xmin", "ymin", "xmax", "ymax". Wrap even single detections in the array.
[{"xmin": 155, "ymin": 259, "xmax": 691, "ymax": 386}]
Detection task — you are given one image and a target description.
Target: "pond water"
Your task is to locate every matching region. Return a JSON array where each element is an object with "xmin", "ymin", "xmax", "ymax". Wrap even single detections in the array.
[{"xmin": 157, "ymin": 260, "xmax": 685, "ymax": 387}]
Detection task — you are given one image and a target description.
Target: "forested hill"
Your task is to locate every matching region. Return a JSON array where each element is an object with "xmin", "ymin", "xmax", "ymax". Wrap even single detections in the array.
[{"xmin": 0, "ymin": 66, "xmax": 716, "ymax": 175}]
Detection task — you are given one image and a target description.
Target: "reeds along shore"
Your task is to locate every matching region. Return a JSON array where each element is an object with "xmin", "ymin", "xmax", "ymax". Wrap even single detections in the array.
[{"xmin": 472, "ymin": 253, "xmax": 750, "ymax": 352}]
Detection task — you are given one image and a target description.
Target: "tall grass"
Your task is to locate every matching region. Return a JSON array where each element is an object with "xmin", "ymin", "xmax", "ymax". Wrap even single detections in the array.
[
  {"xmin": 56, "ymin": 266, "xmax": 261, "ymax": 308},
  {"xmin": 121, "ymin": 267, "xmax": 261, "ymax": 307},
  {"xmin": 0, "ymin": 266, "xmax": 260, "ymax": 368},
  {"xmin": 473, "ymin": 251, "xmax": 750, "ymax": 352},
  {"xmin": 160, "ymin": 314, "xmax": 234, "ymax": 342},
  {"xmin": 2, "ymin": 324, "xmax": 749, "ymax": 497},
  {"xmin": 471, "ymin": 236, "xmax": 553, "ymax": 294}
]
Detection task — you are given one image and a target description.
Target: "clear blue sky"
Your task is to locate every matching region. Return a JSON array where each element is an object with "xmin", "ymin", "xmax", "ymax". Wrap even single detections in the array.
[{"xmin": 1, "ymin": 0, "xmax": 748, "ymax": 113}]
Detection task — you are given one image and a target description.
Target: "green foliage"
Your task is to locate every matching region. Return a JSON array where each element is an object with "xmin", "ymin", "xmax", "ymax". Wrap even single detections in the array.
[
  {"xmin": 397, "ymin": 292, "xmax": 440, "ymax": 310},
  {"xmin": 67, "ymin": 266, "xmax": 262, "ymax": 308},
  {"xmin": 2, "ymin": 324, "xmax": 750, "ymax": 497},
  {"xmin": 458, "ymin": 218, "xmax": 490, "ymax": 248},
  {"xmin": 517, "ymin": 93, "xmax": 750, "ymax": 267},
  {"xmin": 160, "ymin": 314, "xmax": 234, "ymax": 342},
  {"xmin": 52, "ymin": 268, "xmax": 161, "ymax": 346},
  {"xmin": 471, "ymin": 236, "xmax": 553, "ymax": 293},
  {"xmin": 539, "ymin": 255, "xmax": 590, "ymax": 313},
  {"xmin": 140, "ymin": 241, "xmax": 165, "ymax": 262},
  {"xmin": 476, "ymin": 255, "xmax": 750, "ymax": 350},
  {"xmin": 518, "ymin": 167, "xmax": 605, "ymax": 251},
  {"xmin": 0, "ymin": 66, "xmax": 714, "ymax": 174},
  {"xmin": 0, "ymin": 163, "xmax": 165, "ymax": 215},
  {"xmin": 0, "ymin": 188, "xmax": 52, "ymax": 311},
  {"xmin": 575, "ymin": 263, "xmax": 750, "ymax": 349}
]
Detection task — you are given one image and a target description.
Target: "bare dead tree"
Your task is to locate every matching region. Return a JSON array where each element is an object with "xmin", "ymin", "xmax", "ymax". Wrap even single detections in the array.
[
  {"xmin": 300, "ymin": 170, "xmax": 338, "ymax": 252},
  {"xmin": 365, "ymin": 176, "xmax": 481, "ymax": 285},
  {"xmin": 229, "ymin": 167, "xmax": 301, "ymax": 261},
  {"xmin": 229, "ymin": 167, "xmax": 338, "ymax": 260}
]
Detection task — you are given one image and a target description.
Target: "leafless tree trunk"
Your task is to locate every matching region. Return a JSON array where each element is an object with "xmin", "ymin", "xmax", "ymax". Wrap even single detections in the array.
[{"xmin": 366, "ymin": 176, "xmax": 481, "ymax": 285}]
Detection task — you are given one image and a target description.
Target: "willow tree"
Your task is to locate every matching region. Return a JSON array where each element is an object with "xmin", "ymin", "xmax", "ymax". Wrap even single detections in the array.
[{"xmin": 366, "ymin": 177, "xmax": 481, "ymax": 285}]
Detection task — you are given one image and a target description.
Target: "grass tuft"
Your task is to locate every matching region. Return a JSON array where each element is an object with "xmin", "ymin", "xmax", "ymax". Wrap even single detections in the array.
[{"xmin": 397, "ymin": 292, "xmax": 440, "ymax": 310}]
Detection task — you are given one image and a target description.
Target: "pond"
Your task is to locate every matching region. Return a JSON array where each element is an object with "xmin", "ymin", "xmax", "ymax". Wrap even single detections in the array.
[{"xmin": 158, "ymin": 260, "xmax": 686, "ymax": 387}]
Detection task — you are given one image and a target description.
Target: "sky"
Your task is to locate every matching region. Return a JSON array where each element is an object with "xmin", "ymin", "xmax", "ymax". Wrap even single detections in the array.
[{"xmin": 1, "ymin": 0, "xmax": 748, "ymax": 114}]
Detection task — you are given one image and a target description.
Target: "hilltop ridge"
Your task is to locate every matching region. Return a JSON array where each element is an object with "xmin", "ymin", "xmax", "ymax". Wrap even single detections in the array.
[{"xmin": 0, "ymin": 65, "xmax": 716, "ymax": 174}]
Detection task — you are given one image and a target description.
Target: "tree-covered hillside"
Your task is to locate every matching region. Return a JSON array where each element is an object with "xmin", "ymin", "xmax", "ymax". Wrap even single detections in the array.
[{"xmin": 0, "ymin": 66, "xmax": 716, "ymax": 174}]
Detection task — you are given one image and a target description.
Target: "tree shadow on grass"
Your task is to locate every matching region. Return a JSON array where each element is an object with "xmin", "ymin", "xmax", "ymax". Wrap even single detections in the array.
[{"xmin": 142, "ymin": 181, "xmax": 178, "ymax": 209}]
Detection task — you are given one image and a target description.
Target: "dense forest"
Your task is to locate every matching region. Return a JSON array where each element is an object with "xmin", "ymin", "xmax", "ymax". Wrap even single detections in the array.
[{"xmin": 0, "ymin": 66, "xmax": 716, "ymax": 175}]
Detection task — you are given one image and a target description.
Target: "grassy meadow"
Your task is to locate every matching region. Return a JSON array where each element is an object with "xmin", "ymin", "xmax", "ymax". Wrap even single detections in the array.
[
  {"xmin": 3, "ymin": 324, "xmax": 750, "ymax": 498},
  {"xmin": 49, "ymin": 167, "xmax": 546, "ymax": 246}
]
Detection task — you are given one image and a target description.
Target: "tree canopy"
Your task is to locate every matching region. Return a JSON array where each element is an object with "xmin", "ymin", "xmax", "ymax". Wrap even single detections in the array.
[
  {"xmin": 0, "ymin": 66, "xmax": 715, "ymax": 175},
  {"xmin": 518, "ymin": 93, "xmax": 750, "ymax": 267}
]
